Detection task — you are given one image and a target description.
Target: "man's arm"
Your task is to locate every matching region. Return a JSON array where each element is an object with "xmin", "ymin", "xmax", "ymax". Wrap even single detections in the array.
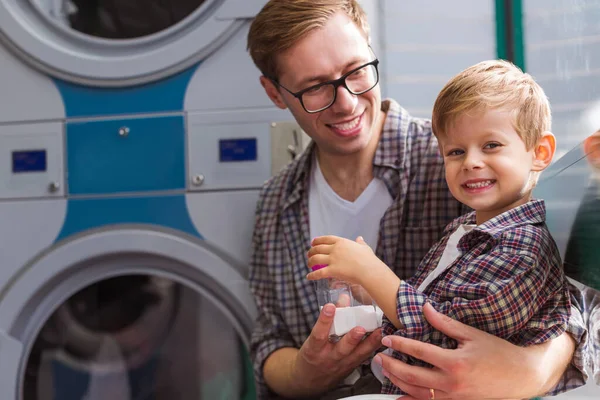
[
  {"xmin": 250, "ymin": 200, "xmax": 383, "ymax": 398},
  {"xmin": 375, "ymin": 303, "xmax": 577, "ymax": 400},
  {"xmin": 263, "ymin": 304, "xmax": 383, "ymax": 398},
  {"xmin": 249, "ymin": 194, "xmax": 297, "ymax": 399}
]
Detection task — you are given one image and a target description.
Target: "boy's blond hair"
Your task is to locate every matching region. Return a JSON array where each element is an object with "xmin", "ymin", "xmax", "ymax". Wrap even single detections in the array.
[
  {"xmin": 247, "ymin": 0, "xmax": 370, "ymax": 80},
  {"xmin": 432, "ymin": 59, "xmax": 551, "ymax": 150}
]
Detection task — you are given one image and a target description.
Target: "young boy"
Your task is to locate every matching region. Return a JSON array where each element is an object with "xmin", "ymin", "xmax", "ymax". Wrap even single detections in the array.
[{"xmin": 306, "ymin": 59, "xmax": 571, "ymax": 395}]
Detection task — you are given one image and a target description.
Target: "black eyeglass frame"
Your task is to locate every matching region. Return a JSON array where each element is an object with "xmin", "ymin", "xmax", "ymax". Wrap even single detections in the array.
[{"xmin": 270, "ymin": 59, "xmax": 380, "ymax": 114}]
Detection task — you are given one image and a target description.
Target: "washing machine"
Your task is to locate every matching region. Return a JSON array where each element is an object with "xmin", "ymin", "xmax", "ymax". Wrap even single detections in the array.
[{"xmin": 0, "ymin": 0, "xmax": 303, "ymax": 398}]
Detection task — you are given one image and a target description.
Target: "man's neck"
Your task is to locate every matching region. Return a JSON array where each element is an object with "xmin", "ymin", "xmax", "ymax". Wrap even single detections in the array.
[{"xmin": 317, "ymin": 110, "xmax": 386, "ymax": 202}]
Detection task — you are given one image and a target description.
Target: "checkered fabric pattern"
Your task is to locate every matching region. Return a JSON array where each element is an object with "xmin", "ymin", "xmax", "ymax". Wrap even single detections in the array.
[
  {"xmin": 248, "ymin": 100, "xmax": 588, "ymax": 399},
  {"xmin": 381, "ymin": 199, "xmax": 574, "ymax": 395}
]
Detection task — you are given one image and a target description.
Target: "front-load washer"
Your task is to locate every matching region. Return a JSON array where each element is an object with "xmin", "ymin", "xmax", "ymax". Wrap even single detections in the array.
[{"xmin": 0, "ymin": 0, "xmax": 303, "ymax": 398}]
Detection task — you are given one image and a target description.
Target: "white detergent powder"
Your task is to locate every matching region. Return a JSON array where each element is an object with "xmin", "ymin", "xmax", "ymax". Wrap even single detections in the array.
[{"xmin": 323, "ymin": 305, "xmax": 384, "ymax": 337}]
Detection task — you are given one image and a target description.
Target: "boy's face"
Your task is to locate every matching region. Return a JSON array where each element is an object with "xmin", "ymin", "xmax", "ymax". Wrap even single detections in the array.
[{"xmin": 439, "ymin": 109, "xmax": 552, "ymax": 224}]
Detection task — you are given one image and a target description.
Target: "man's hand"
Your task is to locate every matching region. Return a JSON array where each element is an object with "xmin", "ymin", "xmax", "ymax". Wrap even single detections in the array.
[
  {"xmin": 373, "ymin": 303, "xmax": 574, "ymax": 400},
  {"xmin": 264, "ymin": 303, "xmax": 382, "ymax": 398}
]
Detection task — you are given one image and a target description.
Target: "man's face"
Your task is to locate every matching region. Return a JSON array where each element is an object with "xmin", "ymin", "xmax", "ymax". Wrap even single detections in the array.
[{"xmin": 263, "ymin": 12, "xmax": 382, "ymax": 157}]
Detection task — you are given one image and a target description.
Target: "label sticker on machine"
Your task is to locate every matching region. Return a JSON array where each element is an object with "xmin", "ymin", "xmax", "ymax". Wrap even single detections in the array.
[
  {"xmin": 219, "ymin": 138, "xmax": 257, "ymax": 162},
  {"xmin": 12, "ymin": 150, "xmax": 47, "ymax": 173}
]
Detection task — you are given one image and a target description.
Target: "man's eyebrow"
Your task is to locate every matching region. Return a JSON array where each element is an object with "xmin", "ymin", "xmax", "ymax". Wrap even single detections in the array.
[
  {"xmin": 296, "ymin": 74, "xmax": 332, "ymax": 88},
  {"xmin": 295, "ymin": 58, "xmax": 369, "ymax": 88}
]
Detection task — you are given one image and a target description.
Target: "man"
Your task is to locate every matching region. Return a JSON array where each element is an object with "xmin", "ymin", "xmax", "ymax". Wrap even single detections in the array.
[
  {"xmin": 564, "ymin": 130, "xmax": 600, "ymax": 386},
  {"xmin": 247, "ymin": 1, "xmax": 587, "ymax": 399},
  {"xmin": 565, "ymin": 130, "xmax": 600, "ymax": 291}
]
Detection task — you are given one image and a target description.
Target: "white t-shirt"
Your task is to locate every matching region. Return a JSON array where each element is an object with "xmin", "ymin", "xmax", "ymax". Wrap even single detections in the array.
[
  {"xmin": 309, "ymin": 157, "xmax": 393, "ymax": 247},
  {"xmin": 308, "ymin": 157, "xmax": 392, "ymax": 386},
  {"xmin": 372, "ymin": 223, "xmax": 476, "ymax": 384},
  {"xmin": 417, "ymin": 224, "xmax": 476, "ymax": 291}
]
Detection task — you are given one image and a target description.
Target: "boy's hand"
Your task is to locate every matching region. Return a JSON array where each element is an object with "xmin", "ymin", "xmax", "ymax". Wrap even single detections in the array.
[
  {"xmin": 306, "ymin": 235, "xmax": 378, "ymax": 285},
  {"xmin": 308, "ymin": 235, "xmax": 402, "ymax": 330}
]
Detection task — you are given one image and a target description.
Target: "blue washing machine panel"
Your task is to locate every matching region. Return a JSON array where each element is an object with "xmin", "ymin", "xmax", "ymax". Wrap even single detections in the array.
[
  {"xmin": 53, "ymin": 67, "xmax": 197, "ymax": 118},
  {"xmin": 66, "ymin": 116, "xmax": 186, "ymax": 195},
  {"xmin": 57, "ymin": 195, "xmax": 201, "ymax": 241}
]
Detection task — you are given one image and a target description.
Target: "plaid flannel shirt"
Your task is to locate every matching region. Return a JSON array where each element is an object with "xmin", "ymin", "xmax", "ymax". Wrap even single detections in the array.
[
  {"xmin": 249, "ymin": 99, "xmax": 587, "ymax": 399},
  {"xmin": 381, "ymin": 199, "xmax": 572, "ymax": 395}
]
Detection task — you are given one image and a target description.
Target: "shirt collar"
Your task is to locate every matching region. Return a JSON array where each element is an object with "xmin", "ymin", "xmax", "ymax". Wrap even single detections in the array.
[
  {"xmin": 373, "ymin": 99, "xmax": 408, "ymax": 169},
  {"xmin": 444, "ymin": 199, "xmax": 547, "ymax": 238}
]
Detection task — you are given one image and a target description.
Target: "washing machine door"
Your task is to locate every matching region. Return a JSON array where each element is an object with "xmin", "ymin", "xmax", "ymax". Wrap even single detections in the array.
[
  {"xmin": 0, "ymin": 0, "xmax": 266, "ymax": 86},
  {"xmin": 0, "ymin": 226, "xmax": 257, "ymax": 400}
]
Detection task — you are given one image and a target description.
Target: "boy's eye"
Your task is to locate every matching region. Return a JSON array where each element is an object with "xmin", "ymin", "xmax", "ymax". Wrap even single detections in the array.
[
  {"xmin": 484, "ymin": 142, "xmax": 501, "ymax": 149},
  {"xmin": 446, "ymin": 149, "xmax": 464, "ymax": 156}
]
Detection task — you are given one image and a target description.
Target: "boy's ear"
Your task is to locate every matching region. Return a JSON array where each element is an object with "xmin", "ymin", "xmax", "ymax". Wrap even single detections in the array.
[
  {"xmin": 532, "ymin": 131, "xmax": 556, "ymax": 171},
  {"xmin": 259, "ymin": 76, "xmax": 288, "ymax": 110}
]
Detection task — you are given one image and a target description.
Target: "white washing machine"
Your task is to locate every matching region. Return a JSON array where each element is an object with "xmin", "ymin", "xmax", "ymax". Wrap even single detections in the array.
[{"xmin": 0, "ymin": 0, "xmax": 303, "ymax": 399}]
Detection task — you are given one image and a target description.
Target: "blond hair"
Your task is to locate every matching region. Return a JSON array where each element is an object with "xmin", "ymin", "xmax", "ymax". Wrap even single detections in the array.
[
  {"xmin": 432, "ymin": 59, "xmax": 551, "ymax": 149},
  {"xmin": 247, "ymin": 0, "xmax": 370, "ymax": 80}
]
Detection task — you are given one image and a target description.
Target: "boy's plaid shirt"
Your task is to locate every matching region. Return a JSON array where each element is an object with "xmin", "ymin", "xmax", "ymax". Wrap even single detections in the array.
[{"xmin": 381, "ymin": 199, "xmax": 573, "ymax": 394}]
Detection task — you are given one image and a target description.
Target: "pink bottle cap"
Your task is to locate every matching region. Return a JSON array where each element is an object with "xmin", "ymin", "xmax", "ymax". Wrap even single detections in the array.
[{"xmin": 311, "ymin": 264, "xmax": 327, "ymax": 271}]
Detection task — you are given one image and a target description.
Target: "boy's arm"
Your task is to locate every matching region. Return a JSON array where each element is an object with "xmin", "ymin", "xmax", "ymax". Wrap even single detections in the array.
[
  {"xmin": 361, "ymin": 258, "xmax": 402, "ymax": 328},
  {"xmin": 385, "ymin": 248, "xmax": 569, "ymax": 351}
]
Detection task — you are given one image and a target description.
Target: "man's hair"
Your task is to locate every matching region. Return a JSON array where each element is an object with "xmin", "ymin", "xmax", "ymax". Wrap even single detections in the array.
[
  {"xmin": 247, "ymin": 0, "xmax": 370, "ymax": 80},
  {"xmin": 432, "ymin": 59, "xmax": 551, "ymax": 149}
]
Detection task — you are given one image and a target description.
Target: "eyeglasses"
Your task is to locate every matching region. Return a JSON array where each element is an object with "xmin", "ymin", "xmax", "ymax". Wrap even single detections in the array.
[{"xmin": 273, "ymin": 59, "xmax": 380, "ymax": 114}]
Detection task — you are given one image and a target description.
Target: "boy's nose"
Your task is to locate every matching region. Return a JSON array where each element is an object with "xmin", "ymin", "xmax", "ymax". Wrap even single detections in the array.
[{"xmin": 462, "ymin": 153, "xmax": 484, "ymax": 170}]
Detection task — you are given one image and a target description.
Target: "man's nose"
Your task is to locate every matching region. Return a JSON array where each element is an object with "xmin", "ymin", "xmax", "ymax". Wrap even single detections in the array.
[{"xmin": 330, "ymin": 84, "xmax": 358, "ymax": 115}]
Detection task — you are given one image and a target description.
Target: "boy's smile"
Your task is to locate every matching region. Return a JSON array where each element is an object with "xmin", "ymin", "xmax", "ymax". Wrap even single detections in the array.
[
  {"xmin": 461, "ymin": 178, "xmax": 497, "ymax": 193},
  {"xmin": 440, "ymin": 109, "xmax": 545, "ymax": 224}
]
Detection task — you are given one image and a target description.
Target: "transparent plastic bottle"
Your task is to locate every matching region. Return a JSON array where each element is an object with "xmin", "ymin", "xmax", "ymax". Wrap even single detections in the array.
[{"xmin": 311, "ymin": 265, "xmax": 382, "ymax": 340}]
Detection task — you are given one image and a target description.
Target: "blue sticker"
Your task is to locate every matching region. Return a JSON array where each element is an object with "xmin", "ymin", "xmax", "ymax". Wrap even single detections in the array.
[
  {"xmin": 219, "ymin": 138, "xmax": 257, "ymax": 162},
  {"xmin": 12, "ymin": 150, "xmax": 47, "ymax": 173}
]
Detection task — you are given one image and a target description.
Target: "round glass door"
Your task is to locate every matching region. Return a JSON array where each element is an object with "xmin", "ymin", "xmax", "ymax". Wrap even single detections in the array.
[
  {"xmin": 31, "ymin": 0, "xmax": 206, "ymax": 39},
  {"xmin": 22, "ymin": 274, "xmax": 254, "ymax": 400},
  {"xmin": 0, "ymin": 0, "xmax": 244, "ymax": 85}
]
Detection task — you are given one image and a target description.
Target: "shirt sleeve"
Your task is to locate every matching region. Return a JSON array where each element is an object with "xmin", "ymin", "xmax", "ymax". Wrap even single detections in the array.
[
  {"xmin": 545, "ymin": 280, "xmax": 591, "ymax": 395},
  {"xmin": 248, "ymin": 194, "xmax": 296, "ymax": 399},
  {"xmin": 382, "ymin": 250, "xmax": 570, "ymax": 352}
]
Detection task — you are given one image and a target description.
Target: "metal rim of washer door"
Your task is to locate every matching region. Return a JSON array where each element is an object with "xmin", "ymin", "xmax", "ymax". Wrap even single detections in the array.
[
  {"xmin": 0, "ymin": 0, "xmax": 244, "ymax": 87},
  {"xmin": 0, "ymin": 224, "xmax": 256, "ymax": 398}
]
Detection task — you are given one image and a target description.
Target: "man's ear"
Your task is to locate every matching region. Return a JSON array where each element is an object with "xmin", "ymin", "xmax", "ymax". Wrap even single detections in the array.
[
  {"xmin": 532, "ymin": 131, "xmax": 556, "ymax": 171},
  {"xmin": 260, "ymin": 76, "xmax": 287, "ymax": 110}
]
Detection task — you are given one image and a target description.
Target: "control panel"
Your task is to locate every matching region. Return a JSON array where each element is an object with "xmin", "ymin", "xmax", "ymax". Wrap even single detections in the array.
[
  {"xmin": 187, "ymin": 111, "xmax": 311, "ymax": 191},
  {"xmin": 0, "ymin": 122, "xmax": 64, "ymax": 199},
  {"xmin": 187, "ymin": 116, "xmax": 271, "ymax": 191}
]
